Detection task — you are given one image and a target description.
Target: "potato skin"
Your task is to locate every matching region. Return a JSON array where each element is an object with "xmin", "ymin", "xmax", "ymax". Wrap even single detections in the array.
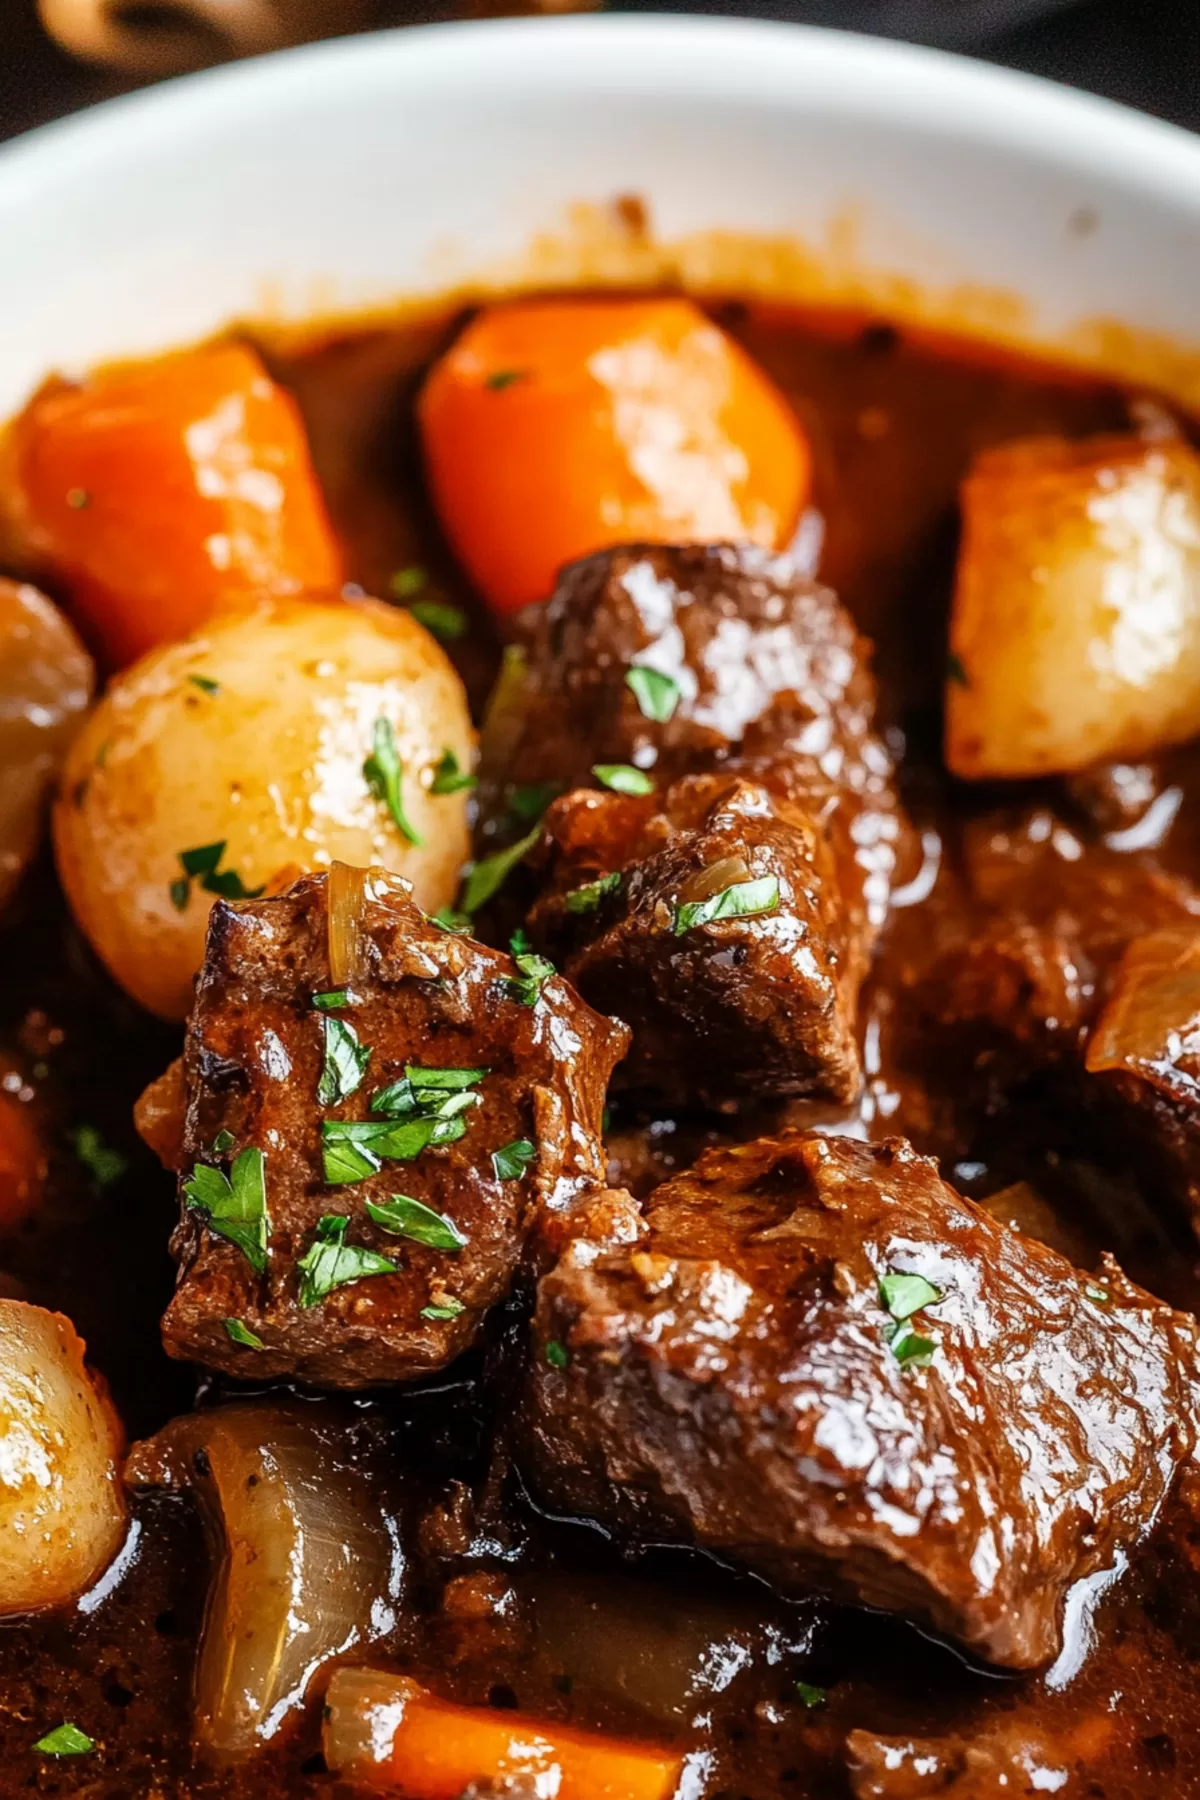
[
  {"xmin": 0, "ymin": 1301, "xmax": 126, "ymax": 1615},
  {"xmin": 54, "ymin": 595, "xmax": 474, "ymax": 1020},
  {"xmin": 946, "ymin": 435, "xmax": 1200, "ymax": 780}
]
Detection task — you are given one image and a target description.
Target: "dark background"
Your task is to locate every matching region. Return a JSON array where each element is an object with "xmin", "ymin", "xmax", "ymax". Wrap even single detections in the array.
[{"xmin": 2, "ymin": 0, "xmax": 1198, "ymax": 145}]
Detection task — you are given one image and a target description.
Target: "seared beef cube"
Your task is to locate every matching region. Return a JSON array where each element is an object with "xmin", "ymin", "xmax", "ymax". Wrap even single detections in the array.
[
  {"xmin": 519, "ymin": 1132, "xmax": 1199, "ymax": 1669},
  {"xmin": 159, "ymin": 870, "xmax": 628, "ymax": 1387},
  {"xmin": 846, "ymin": 1726, "xmax": 1082, "ymax": 1798},
  {"xmin": 529, "ymin": 768, "xmax": 864, "ymax": 1104}
]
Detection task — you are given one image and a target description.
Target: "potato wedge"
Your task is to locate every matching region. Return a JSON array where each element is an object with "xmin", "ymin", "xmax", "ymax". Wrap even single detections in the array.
[
  {"xmin": 0, "ymin": 1301, "xmax": 126, "ymax": 1614},
  {"xmin": 946, "ymin": 434, "xmax": 1200, "ymax": 779}
]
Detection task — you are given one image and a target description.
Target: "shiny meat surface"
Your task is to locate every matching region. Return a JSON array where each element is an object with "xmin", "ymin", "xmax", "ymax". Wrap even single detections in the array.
[
  {"xmin": 158, "ymin": 870, "xmax": 627, "ymax": 1385},
  {"xmin": 520, "ymin": 1131, "xmax": 1200, "ymax": 1669}
]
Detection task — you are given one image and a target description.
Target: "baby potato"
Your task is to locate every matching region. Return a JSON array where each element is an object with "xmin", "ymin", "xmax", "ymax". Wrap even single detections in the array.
[
  {"xmin": 54, "ymin": 595, "xmax": 474, "ymax": 1020},
  {"xmin": 946, "ymin": 434, "xmax": 1200, "ymax": 780},
  {"xmin": 0, "ymin": 1301, "xmax": 126, "ymax": 1615}
]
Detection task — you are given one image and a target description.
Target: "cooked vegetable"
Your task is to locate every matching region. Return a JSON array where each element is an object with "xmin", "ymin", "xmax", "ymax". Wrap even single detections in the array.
[
  {"xmin": 125, "ymin": 1401, "xmax": 401, "ymax": 1762},
  {"xmin": 322, "ymin": 1667, "xmax": 682, "ymax": 1799},
  {"xmin": 0, "ymin": 579, "xmax": 94, "ymax": 914},
  {"xmin": 0, "ymin": 1301, "xmax": 126, "ymax": 1615},
  {"xmin": 946, "ymin": 434, "xmax": 1200, "ymax": 778},
  {"xmin": 2, "ymin": 342, "xmax": 341, "ymax": 667},
  {"xmin": 52, "ymin": 595, "xmax": 474, "ymax": 1018},
  {"xmin": 418, "ymin": 297, "xmax": 810, "ymax": 614}
]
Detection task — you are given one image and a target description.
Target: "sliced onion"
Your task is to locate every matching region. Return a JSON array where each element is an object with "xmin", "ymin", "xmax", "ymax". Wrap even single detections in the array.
[
  {"xmin": 677, "ymin": 854, "xmax": 752, "ymax": 905},
  {"xmin": 126, "ymin": 1401, "xmax": 403, "ymax": 1762},
  {"xmin": 1086, "ymin": 928, "xmax": 1200, "ymax": 1090},
  {"xmin": 327, "ymin": 860, "xmax": 371, "ymax": 987}
]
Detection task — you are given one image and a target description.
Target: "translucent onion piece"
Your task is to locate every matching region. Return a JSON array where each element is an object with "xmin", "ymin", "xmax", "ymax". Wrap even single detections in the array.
[
  {"xmin": 677, "ymin": 854, "xmax": 752, "ymax": 905},
  {"xmin": 126, "ymin": 1401, "xmax": 402, "ymax": 1762},
  {"xmin": 1086, "ymin": 929, "xmax": 1200, "ymax": 1096},
  {"xmin": 327, "ymin": 860, "xmax": 370, "ymax": 988},
  {"xmin": 0, "ymin": 1301, "xmax": 126, "ymax": 1615}
]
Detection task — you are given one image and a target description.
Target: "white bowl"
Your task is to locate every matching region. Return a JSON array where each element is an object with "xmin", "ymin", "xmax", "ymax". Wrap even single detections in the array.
[{"xmin": 1, "ymin": 14, "xmax": 1199, "ymax": 417}]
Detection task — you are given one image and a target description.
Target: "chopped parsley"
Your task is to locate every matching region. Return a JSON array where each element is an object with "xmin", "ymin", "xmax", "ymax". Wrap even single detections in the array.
[
  {"xmin": 460, "ymin": 823, "xmax": 540, "ymax": 914},
  {"xmin": 504, "ymin": 934, "xmax": 555, "ymax": 1007},
  {"xmin": 390, "ymin": 565, "xmax": 427, "ymax": 599},
  {"xmin": 564, "ymin": 871, "xmax": 622, "ymax": 914},
  {"xmin": 34, "ymin": 1724, "xmax": 94, "ymax": 1756},
  {"xmin": 365, "ymin": 1194, "xmax": 467, "ymax": 1251},
  {"xmin": 492, "ymin": 1137, "xmax": 536, "ymax": 1182},
  {"xmin": 223, "ymin": 1318, "xmax": 264, "ymax": 1350},
  {"xmin": 545, "ymin": 1339, "xmax": 569, "ymax": 1370},
  {"xmin": 421, "ymin": 1297, "xmax": 465, "ymax": 1321},
  {"xmin": 429, "ymin": 748, "xmax": 477, "ymax": 795},
  {"xmin": 297, "ymin": 1214, "xmax": 395, "ymax": 1307},
  {"xmin": 484, "ymin": 369, "xmax": 527, "ymax": 391},
  {"xmin": 672, "ymin": 875, "xmax": 780, "ymax": 935},
  {"xmin": 879, "ymin": 1268, "xmax": 942, "ymax": 1368},
  {"xmin": 795, "ymin": 1682, "xmax": 827, "ymax": 1709},
  {"xmin": 625, "ymin": 665, "xmax": 680, "ymax": 723},
  {"xmin": 410, "ymin": 598, "xmax": 468, "ymax": 642},
  {"xmin": 212, "ymin": 1129, "xmax": 235, "ymax": 1154},
  {"xmin": 187, "ymin": 673, "xmax": 220, "ymax": 695},
  {"xmin": 312, "ymin": 988, "xmax": 352, "ymax": 1011},
  {"xmin": 1085, "ymin": 1281, "xmax": 1111, "ymax": 1304},
  {"xmin": 430, "ymin": 906, "xmax": 472, "ymax": 935},
  {"xmin": 183, "ymin": 1146, "xmax": 269, "ymax": 1273},
  {"xmin": 364, "ymin": 716, "xmax": 423, "ymax": 846},
  {"xmin": 508, "ymin": 782, "xmax": 560, "ymax": 823},
  {"xmin": 318, "ymin": 1016, "xmax": 370, "ymax": 1106},
  {"xmin": 171, "ymin": 841, "xmax": 264, "ymax": 909},
  {"xmin": 946, "ymin": 651, "xmax": 969, "ymax": 688},
  {"xmin": 66, "ymin": 488, "xmax": 90, "ymax": 510},
  {"xmin": 593, "ymin": 763, "xmax": 655, "ymax": 796},
  {"xmin": 73, "ymin": 1125, "xmax": 126, "ymax": 1188},
  {"xmin": 322, "ymin": 1114, "xmax": 466, "ymax": 1184},
  {"xmin": 406, "ymin": 1064, "xmax": 489, "ymax": 1095}
]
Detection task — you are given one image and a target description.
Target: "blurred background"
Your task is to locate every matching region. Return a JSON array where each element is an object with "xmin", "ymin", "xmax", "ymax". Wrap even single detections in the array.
[{"xmin": 2, "ymin": 0, "xmax": 1198, "ymax": 144}]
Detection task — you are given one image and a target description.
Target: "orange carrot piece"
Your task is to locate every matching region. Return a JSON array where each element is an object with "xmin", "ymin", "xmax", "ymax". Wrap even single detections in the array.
[
  {"xmin": 6, "ymin": 341, "xmax": 341, "ymax": 667},
  {"xmin": 323, "ymin": 1668, "xmax": 683, "ymax": 1799},
  {"xmin": 419, "ymin": 296, "xmax": 810, "ymax": 615}
]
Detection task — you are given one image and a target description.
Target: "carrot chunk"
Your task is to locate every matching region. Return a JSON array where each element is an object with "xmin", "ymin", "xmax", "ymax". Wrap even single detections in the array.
[
  {"xmin": 419, "ymin": 297, "xmax": 810, "ymax": 615},
  {"xmin": 5, "ymin": 341, "xmax": 341, "ymax": 666}
]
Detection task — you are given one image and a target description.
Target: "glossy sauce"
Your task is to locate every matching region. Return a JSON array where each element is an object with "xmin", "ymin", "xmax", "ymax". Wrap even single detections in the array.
[{"xmin": 2, "ymin": 299, "xmax": 1199, "ymax": 1797}]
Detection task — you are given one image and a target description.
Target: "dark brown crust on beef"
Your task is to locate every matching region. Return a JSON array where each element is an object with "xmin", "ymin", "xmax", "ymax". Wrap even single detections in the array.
[
  {"xmin": 519, "ymin": 1131, "xmax": 1199, "ymax": 1669},
  {"xmin": 160, "ymin": 871, "xmax": 628, "ymax": 1387}
]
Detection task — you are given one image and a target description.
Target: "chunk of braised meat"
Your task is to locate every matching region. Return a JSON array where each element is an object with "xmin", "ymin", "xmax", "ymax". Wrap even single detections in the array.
[
  {"xmin": 846, "ymin": 1722, "xmax": 1104, "ymax": 1799},
  {"xmin": 147, "ymin": 870, "xmax": 627, "ymax": 1387},
  {"xmin": 499, "ymin": 543, "xmax": 906, "ymax": 1101},
  {"xmin": 518, "ymin": 1132, "xmax": 1200, "ymax": 1670},
  {"xmin": 528, "ymin": 768, "xmax": 863, "ymax": 1104}
]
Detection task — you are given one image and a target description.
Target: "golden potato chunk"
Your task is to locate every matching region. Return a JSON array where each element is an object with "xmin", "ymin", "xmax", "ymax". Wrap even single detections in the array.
[
  {"xmin": 946, "ymin": 435, "xmax": 1200, "ymax": 779},
  {"xmin": 0, "ymin": 1301, "xmax": 126, "ymax": 1614},
  {"xmin": 53, "ymin": 594, "xmax": 474, "ymax": 1019}
]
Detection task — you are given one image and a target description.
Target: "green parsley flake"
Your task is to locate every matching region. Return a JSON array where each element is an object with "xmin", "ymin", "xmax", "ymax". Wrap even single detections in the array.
[
  {"xmin": 212, "ymin": 1129, "xmax": 235, "ymax": 1154},
  {"xmin": 461, "ymin": 823, "xmax": 540, "ymax": 914},
  {"xmin": 188, "ymin": 673, "xmax": 220, "ymax": 695},
  {"xmin": 880, "ymin": 1268, "xmax": 943, "ymax": 1368},
  {"xmin": 34, "ymin": 1724, "xmax": 94, "ymax": 1756},
  {"xmin": 169, "ymin": 877, "xmax": 191, "ymax": 912},
  {"xmin": 407, "ymin": 1065, "xmax": 489, "ymax": 1094},
  {"xmin": 183, "ymin": 1147, "xmax": 269, "ymax": 1273},
  {"xmin": 421, "ymin": 1298, "xmax": 466, "ymax": 1321},
  {"xmin": 224, "ymin": 1318, "xmax": 264, "ymax": 1350},
  {"xmin": 297, "ymin": 1214, "xmax": 395, "ymax": 1307},
  {"xmin": 1085, "ymin": 1282, "xmax": 1111, "ymax": 1304},
  {"xmin": 390, "ymin": 566, "xmax": 428, "ymax": 599},
  {"xmin": 312, "ymin": 988, "xmax": 352, "ymax": 1011},
  {"xmin": 505, "ymin": 935, "xmax": 555, "ymax": 1007},
  {"xmin": 484, "ymin": 369, "xmax": 527, "ymax": 391},
  {"xmin": 492, "ymin": 1138, "xmax": 536, "ymax": 1182},
  {"xmin": 564, "ymin": 871, "xmax": 622, "ymax": 914},
  {"xmin": 429, "ymin": 748, "xmax": 477, "ymax": 795},
  {"xmin": 430, "ymin": 906, "xmax": 472, "ymax": 935},
  {"xmin": 321, "ymin": 1113, "xmax": 468, "ymax": 1185},
  {"xmin": 73, "ymin": 1125, "xmax": 126, "ymax": 1188},
  {"xmin": 410, "ymin": 598, "xmax": 468, "ymax": 642},
  {"xmin": 172, "ymin": 840, "xmax": 264, "ymax": 909},
  {"xmin": 795, "ymin": 1682, "xmax": 827, "ymax": 1709},
  {"xmin": 318, "ymin": 1016, "xmax": 371, "ymax": 1107},
  {"xmin": 545, "ymin": 1339, "xmax": 569, "ymax": 1370},
  {"xmin": 66, "ymin": 489, "xmax": 90, "ymax": 510},
  {"xmin": 946, "ymin": 651, "xmax": 970, "ymax": 688},
  {"xmin": 672, "ymin": 875, "xmax": 780, "ymax": 935},
  {"xmin": 364, "ymin": 716, "xmax": 423, "ymax": 846},
  {"xmin": 592, "ymin": 763, "xmax": 654, "ymax": 796},
  {"xmin": 365, "ymin": 1194, "xmax": 467, "ymax": 1251},
  {"xmin": 625, "ymin": 665, "xmax": 680, "ymax": 723},
  {"xmin": 508, "ymin": 782, "xmax": 560, "ymax": 824}
]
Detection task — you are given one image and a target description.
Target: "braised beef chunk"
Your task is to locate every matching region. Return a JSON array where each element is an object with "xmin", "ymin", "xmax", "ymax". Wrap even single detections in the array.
[
  {"xmin": 157, "ymin": 870, "xmax": 627, "ymax": 1387},
  {"xmin": 846, "ymin": 1725, "xmax": 1082, "ymax": 1798},
  {"xmin": 528, "ymin": 769, "xmax": 862, "ymax": 1104},
  {"xmin": 498, "ymin": 542, "xmax": 905, "ymax": 1101},
  {"xmin": 519, "ymin": 1132, "xmax": 1200, "ymax": 1669}
]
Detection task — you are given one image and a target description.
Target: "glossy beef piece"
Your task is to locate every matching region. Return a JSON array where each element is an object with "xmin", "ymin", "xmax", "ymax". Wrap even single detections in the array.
[
  {"xmin": 846, "ymin": 1725, "xmax": 1090, "ymax": 1799},
  {"xmin": 520, "ymin": 1132, "xmax": 1200, "ymax": 1670},
  {"xmin": 528, "ymin": 768, "xmax": 863, "ymax": 1104},
  {"xmin": 156, "ymin": 871, "xmax": 627, "ymax": 1387}
]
